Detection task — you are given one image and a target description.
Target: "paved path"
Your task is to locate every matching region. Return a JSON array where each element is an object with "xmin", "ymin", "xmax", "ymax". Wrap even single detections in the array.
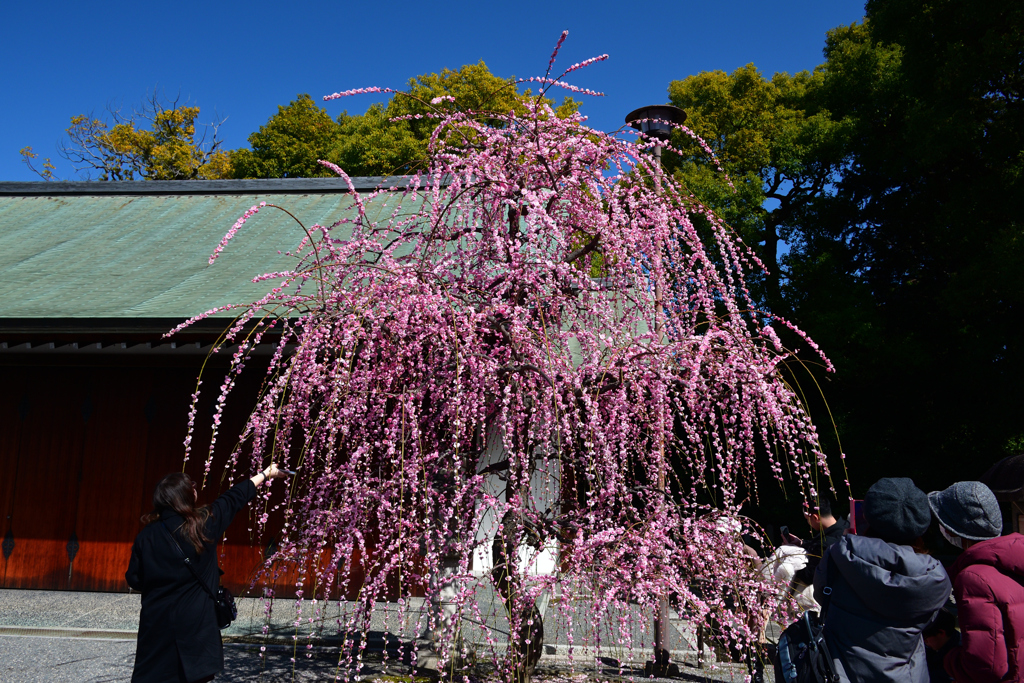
[
  {"xmin": 0, "ymin": 587, "xmax": 711, "ymax": 654},
  {"xmin": 0, "ymin": 637, "xmax": 358, "ymax": 682},
  {"xmin": 0, "ymin": 589, "xmax": 766, "ymax": 682},
  {"xmin": 0, "ymin": 635, "xmax": 759, "ymax": 683}
]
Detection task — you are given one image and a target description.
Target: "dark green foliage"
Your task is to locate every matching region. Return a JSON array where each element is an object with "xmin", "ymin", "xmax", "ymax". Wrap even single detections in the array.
[
  {"xmin": 801, "ymin": 2, "xmax": 1023, "ymax": 493},
  {"xmin": 231, "ymin": 94, "xmax": 345, "ymax": 179},
  {"xmin": 793, "ymin": 2, "xmax": 1024, "ymax": 492},
  {"xmin": 670, "ymin": 1, "xmax": 1024, "ymax": 496}
]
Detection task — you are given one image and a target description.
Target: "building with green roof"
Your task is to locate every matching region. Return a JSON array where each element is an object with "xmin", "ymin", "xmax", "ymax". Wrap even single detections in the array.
[{"xmin": 0, "ymin": 179, "xmax": 399, "ymax": 593}]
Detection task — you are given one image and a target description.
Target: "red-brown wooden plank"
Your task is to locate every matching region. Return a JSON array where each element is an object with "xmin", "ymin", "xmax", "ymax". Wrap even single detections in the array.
[
  {"xmin": 0, "ymin": 361, "xmax": 381, "ymax": 597},
  {"xmin": 71, "ymin": 368, "xmax": 152, "ymax": 591},
  {"xmin": 0, "ymin": 368, "xmax": 26, "ymax": 586},
  {"xmin": 3, "ymin": 372, "xmax": 87, "ymax": 589}
]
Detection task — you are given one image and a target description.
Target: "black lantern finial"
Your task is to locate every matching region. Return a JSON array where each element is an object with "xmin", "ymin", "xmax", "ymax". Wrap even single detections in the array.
[{"xmin": 624, "ymin": 105, "xmax": 687, "ymax": 141}]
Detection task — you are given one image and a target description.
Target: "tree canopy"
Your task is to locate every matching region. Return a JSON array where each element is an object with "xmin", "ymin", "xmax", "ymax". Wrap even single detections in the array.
[
  {"xmin": 22, "ymin": 94, "xmax": 232, "ymax": 181},
  {"xmin": 666, "ymin": 63, "xmax": 849, "ymax": 310},
  {"xmin": 798, "ymin": 2, "xmax": 1024, "ymax": 487},
  {"xmin": 229, "ymin": 94, "xmax": 346, "ymax": 179},
  {"xmin": 23, "ymin": 64, "xmax": 578, "ymax": 182},
  {"xmin": 666, "ymin": 0, "xmax": 1023, "ymax": 493},
  {"xmin": 231, "ymin": 62, "xmax": 579, "ymax": 179}
]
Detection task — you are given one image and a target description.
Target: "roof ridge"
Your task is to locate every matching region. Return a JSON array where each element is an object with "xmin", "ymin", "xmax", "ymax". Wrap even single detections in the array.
[{"xmin": 0, "ymin": 177, "xmax": 416, "ymax": 196}]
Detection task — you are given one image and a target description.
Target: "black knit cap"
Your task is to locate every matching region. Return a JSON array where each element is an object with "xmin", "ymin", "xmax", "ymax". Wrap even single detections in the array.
[{"xmin": 864, "ymin": 477, "xmax": 932, "ymax": 544}]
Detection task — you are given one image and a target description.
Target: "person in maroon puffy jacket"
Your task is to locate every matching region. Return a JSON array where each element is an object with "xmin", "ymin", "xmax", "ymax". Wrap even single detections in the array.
[{"xmin": 928, "ymin": 481, "xmax": 1024, "ymax": 682}]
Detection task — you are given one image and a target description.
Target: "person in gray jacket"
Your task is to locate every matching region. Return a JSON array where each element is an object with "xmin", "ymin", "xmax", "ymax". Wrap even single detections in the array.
[{"xmin": 814, "ymin": 477, "xmax": 952, "ymax": 683}]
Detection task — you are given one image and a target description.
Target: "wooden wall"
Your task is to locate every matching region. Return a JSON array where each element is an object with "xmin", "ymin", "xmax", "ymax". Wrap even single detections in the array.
[{"xmin": 0, "ymin": 361, "xmax": 289, "ymax": 596}]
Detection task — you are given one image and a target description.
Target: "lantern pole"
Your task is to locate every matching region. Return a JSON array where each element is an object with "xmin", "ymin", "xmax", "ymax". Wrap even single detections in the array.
[{"xmin": 625, "ymin": 104, "xmax": 686, "ymax": 678}]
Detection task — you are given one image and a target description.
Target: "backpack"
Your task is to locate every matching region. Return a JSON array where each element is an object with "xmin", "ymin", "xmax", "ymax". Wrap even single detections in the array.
[{"xmin": 773, "ymin": 554, "xmax": 840, "ymax": 683}]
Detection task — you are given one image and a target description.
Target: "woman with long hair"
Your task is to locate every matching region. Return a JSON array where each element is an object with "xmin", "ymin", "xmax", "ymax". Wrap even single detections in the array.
[{"xmin": 126, "ymin": 465, "xmax": 287, "ymax": 682}]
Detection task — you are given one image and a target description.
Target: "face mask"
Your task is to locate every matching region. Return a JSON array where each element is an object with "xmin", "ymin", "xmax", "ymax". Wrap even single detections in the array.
[{"xmin": 940, "ymin": 525, "xmax": 963, "ymax": 549}]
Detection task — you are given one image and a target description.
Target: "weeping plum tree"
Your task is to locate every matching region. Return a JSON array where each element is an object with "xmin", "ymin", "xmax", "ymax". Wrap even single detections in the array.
[{"xmin": 180, "ymin": 34, "xmax": 834, "ymax": 683}]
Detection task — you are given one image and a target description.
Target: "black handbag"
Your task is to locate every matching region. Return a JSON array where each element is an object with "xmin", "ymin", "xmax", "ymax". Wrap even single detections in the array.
[{"xmin": 162, "ymin": 522, "xmax": 237, "ymax": 629}]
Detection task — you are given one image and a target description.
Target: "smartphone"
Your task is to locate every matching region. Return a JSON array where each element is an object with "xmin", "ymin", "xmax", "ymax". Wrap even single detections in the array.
[
  {"xmin": 850, "ymin": 499, "xmax": 865, "ymax": 534},
  {"xmin": 779, "ymin": 525, "xmax": 790, "ymax": 542}
]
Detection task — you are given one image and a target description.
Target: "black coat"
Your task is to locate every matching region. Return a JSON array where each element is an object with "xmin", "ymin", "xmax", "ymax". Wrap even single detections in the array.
[
  {"xmin": 813, "ymin": 534, "xmax": 951, "ymax": 683},
  {"xmin": 126, "ymin": 479, "xmax": 257, "ymax": 683},
  {"xmin": 793, "ymin": 517, "xmax": 849, "ymax": 586}
]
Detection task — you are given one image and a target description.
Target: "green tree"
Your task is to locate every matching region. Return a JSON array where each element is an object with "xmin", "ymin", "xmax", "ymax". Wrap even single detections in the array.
[
  {"xmin": 230, "ymin": 94, "xmax": 347, "ymax": 179},
  {"xmin": 666, "ymin": 64, "xmax": 848, "ymax": 310},
  {"xmin": 23, "ymin": 94, "xmax": 232, "ymax": 181},
  {"xmin": 790, "ymin": 2, "xmax": 1024, "ymax": 488},
  {"xmin": 781, "ymin": 20, "xmax": 903, "ymax": 395},
  {"xmin": 329, "ymin": 106, "xmax": 424, "ymax": 177},
  {"xmin": 232, "ymin": 62, "xmax": 579, "ymax": 179},
  {"xmin": 664, "ymin": 1, "xmax": 1024, "ymax": 492}
]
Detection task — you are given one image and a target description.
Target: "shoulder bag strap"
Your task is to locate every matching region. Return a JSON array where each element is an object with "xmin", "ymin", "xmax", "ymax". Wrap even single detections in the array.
[
  {"xmin": 814, "ymin": 549, "xmax": 841, "ymax": 683},
  {"xmin": 818, "ymin": 549, "xmax": 835, "ymax": 621},
  {"xmin": 160, "ymin": 520, "xmax": 217, "ymax": 600}
]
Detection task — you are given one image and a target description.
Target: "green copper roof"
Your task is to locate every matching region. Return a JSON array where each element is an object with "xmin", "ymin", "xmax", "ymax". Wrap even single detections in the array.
[{"xmin": 0, "ymin": 181, "xmax": 409, "ymax": 319}]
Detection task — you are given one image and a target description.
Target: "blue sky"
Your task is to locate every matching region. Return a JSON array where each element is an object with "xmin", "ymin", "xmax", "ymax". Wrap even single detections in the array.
[{"xmin": 2, "ymin": 0, "xmax": 866, "ymax": 181}]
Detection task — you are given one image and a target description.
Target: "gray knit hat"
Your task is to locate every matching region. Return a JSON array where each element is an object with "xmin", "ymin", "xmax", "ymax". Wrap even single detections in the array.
[
  {"xmin": 864, "ymin": 477, "xmax": 932, "ymax": 544},
  {"xmin": 928, "ymin": 481, "xmax": 1002, "ymax": 541}
]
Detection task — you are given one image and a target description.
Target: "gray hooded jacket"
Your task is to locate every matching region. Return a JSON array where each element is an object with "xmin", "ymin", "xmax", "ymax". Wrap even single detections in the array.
[{"xmin": 813, "ymin": 534, "xmax": 951, "ymax": 683}]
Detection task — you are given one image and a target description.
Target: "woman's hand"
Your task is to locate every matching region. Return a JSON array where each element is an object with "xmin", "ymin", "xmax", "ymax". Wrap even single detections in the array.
[
  {"xmin": 265, "ymin": 463, "xmax": 289, "ymax": 480},
  {"xmin": 250, "ymin": 463, "xmax": 290, "ymax": 487}
]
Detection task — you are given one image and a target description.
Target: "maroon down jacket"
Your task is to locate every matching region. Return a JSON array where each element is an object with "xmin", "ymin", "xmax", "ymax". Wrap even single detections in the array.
[{"xmin": 944, "ymin": 533, "xmax": 1024, "ymax": 683}]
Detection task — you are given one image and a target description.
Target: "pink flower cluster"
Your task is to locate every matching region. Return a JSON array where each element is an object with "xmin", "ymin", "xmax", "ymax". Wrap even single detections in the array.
[
  {"xmin": 544, "ymin": 31, "xmax": 569, "ymax": 80},
  {"xmin": 518, "ymin": 76, "xmax": 606, "ymax": 97},
  {"xmin": 322, "ymin": 86, "xmax": 394, "ymax": 102},
  {"xmin": 561, "ymin": 54, "xmax": 609, "ymax": 75},
  {"xmin": 208, "ymin": 202, "xmax": 266, "ymax": 264}
]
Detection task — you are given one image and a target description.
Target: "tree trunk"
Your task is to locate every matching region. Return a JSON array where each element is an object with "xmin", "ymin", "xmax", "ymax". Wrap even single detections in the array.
[
  {"xmin": 762, "ymin": 219, "xmax": 783, "ymax": 313},
  {"xmin": 491, "ymin": 511, "xmax": 544, "ymax": 683}
]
